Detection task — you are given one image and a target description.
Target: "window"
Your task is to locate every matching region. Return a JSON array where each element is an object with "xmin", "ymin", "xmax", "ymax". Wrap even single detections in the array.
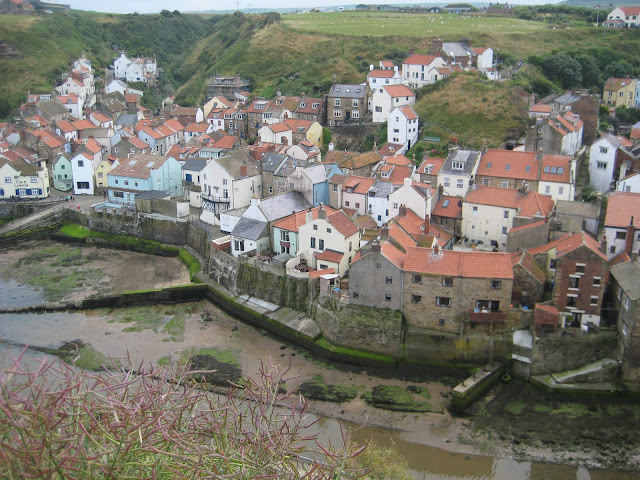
[
  {"xmin": 4, "ymin": 177, "xmax": 11, "ymax": 184},
  {"xmin": 98, "ymin": 172, "xmax": 103, "ymax": 178},
  {"xmin": 545, "ymin": 185, "xmax": 551, "ymax": 194},
  {"xmin": 491, "ymin": 280, "xmax": 502, "ymax": 290},
  {"xmin": 625, "ymin": 296, "xmax": 631, "ymax": 310},
  {"xmin": 442, "ymin": 277, "xmax": 453, "ymax": 287},
  {"xmin": 411, "ymin": 295, "xmax": 422, "ymax": 303},
  {"xmin": 503, "ymin": 210, "xmax": 509, "ymax": 219},
  {"xmin": 502, "ymin": 180, "xmax": 509, "ymax": 188},
  {"xmin": 281, "ymin": 230, "xmax": 290, "ymax": 241},
  {"xmin": 113, "ymin": 191, "xmax": 124, "ymax": 198},
  {"xmin": 223, "ymin": 189, "xmax": 228, "ymax": 198},
  {"xmin": 76, "ymin": 181, "xmax": 89, "ymax": 189},
  {"xmin": 392, "ymin": 202, "xmax": 398, "ymax": 209},
  {"xmin": 223, "ymin": 179, "xmax": 227, "ymax": 185},
  {"xmin": 234, "ymin": 239, "xmax": 245, "ymax": 252},
  {"xmin": 443, "ymin": 177, "xmax": 450, "ymax": 187},
  {"xmin": 559, "ymin": 186, "xmax": 564, "ymax": 195},
  {"xmin": 349, "ymin": 241, "xmax": 352, "ymax": 252},
  {"xmin": 30, "ymin": 176, "xmax": 37, "ymax": 183},
  {"xmin": 355, "ymin": 203, "xmax": 360, "ymax": 209},
  {"xmin": 310, "ymin": 237, "xmax": 316, "ymax": 248},
  {"xmin": 269, "ymin": 186, "xmax": 273, "ymax": 194},
  {"xmin": 436, "ymin": 296, "xmax": 451, "ymax": 307},
  {"xmin": 345, "ymin": 201, "xmax": 350, "ymax": 207},
  {"xmin": 569, "ymin": 277, "xmax": 580, "ymax": 289},
  {"xmin": 576, "ymin": 264, "xmax": 585, "ymax": 273},
  {"xmin": 334, "ymin": 99, "xmax": 341, "ymax": 107},
  {"xmin": 352, "ymin": 292, "xmax": 359, "ymax": 299},
  {"xmin": 452, "ymin": 161, "xmax": 464, "ymax": 170},
  {"xmin": 313, "ymin": 225, "xmax": 318, "ymax": 230},
  {"xmin": 596, "ymin": 161, "xmax": 607, "ymax": 170},
  {"xmin": 385, "ymin": 294, "xmax": 392, "ymax": 302},
  {"xmin": 333, "ymin": 109, "xmax": 342, "ymax": 118},
  {"xmin": 134, "ymin": 181, "xmax": 138, "ymax": 187},
  {"xmin": 352, "ymin": 110, "xmax": 359, "ymax": 119},
  {"xmin": 375, "ymin": 106, "xmax": 383, "ymax": 112},
  {"xmin": 472, "ymin": 206, "xmax": 478, "ymax": 215},
  {"xmin": 376, "ymin": 263, "xmax": 381, "ymax": 268},
  {"xmin": 438, "ymin": 318, "xmax": 445, "ymax": 326},
  {"xmin": 412, "ymin": 274, "xmax": 422, "ymax": 283},
  {"xmin": 385, "ymin": 276, "xmax": 392, "ymax": 284},
  {"xmin": 616, "ymin": 231, "xmax": 627, "ymax": 240},
  {"xmin": 610, "ymin": 245, "xmax": 616, "ymax": 254},
  {"xmin": 124, "ymin": 180, "xmax": 129, "ymax": 186},
  {"xmin": 352, "ymin": 99, "xmax": 358, "ymax": 107},
  {"xmin": 593, "ymin": 277, "xmax": 601, "ymax": 286},
  {"xmin": 482, "ymin": 178, "xmax": 490, "ymax": 186},
  {"xmin": 77, "ymin": 160, "xmax": 84, "ymax": 167},
  {"xmin": 456, "ymin": 179, "xmax": 463, "ymax": 189},
  {"xmin": 326, "ymin": 228, "xmax": 332, "ymax": 233},
  {"xmin": 566, "ymin": 295, "xmax": 577, "ymax": 308},
  {"xmin": 332, "ymin": 184, "xmax": 338, "ymax": 193},
  {"xmin": 590, "ymin": 296, "xmax": 599, "ymax": 306},
  {"xmin": 502, "ymin": 226, "xmax": 507, "ymax": 235},
  {"xmin": 319, "ymin": 239, "xmax": 324, "ymax": 250}
]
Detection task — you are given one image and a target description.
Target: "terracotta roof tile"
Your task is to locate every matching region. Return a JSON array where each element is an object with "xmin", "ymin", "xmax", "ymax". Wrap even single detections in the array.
[
  {"xmin": 404, "ymin": 247, "xmax": 514, "ymax": 279},
  {"xmin": 340, "ymin": 151, "xmax": 382, "ymax": 171},
  {"xmin": 272, "ymin": 206, "xmax": 338, "ymax": 232},
  {"xmin": 477, "ymin": 149, "xmax": 539, "ymax": 181},
  {"xmin": 465, "ymin": 186, "xmax": 554, "ymax": 218},
  {"xmin": 309, "ymin": 268, "xmax": 335, "ymax": 278},
  {"xmin": 368, "ymin": 69, "xmax": 396, "ymax": 78},
  {"xmin": 314, "ymin": 249, "xmax": 344, "ymax": 263},
  {"xmin": 539, "ymin": 154, "xmax": 571, "ymax": 183},
  {"xmin": 343, "ymin": 175, "xmax": 376, "ymax": 194},
  {"xmin": 327, "ymin": 209, "xmax": 360, "ymax": 237},
  {"xmin": 389, "ymin": 222, "xmax": 418, "ymax": 252},
  {"xmin": 512, "ymin": 251, "xmax": 546, "ymax": 284},
  {"xmin": 384, "ymin": 85, "xmax": 414, "ymax": 98},
  {"xmin": 404, "ymin": 54, "xmax": 439, "ymax": 66},
  {"xmin": 381, "ymin": 241, "xmax": 405, "ymax": 269},
  {"xmin": 399, "ymin": 105, "xmax": 418, "ymax": 120},
  {"xmin": 605, "ymin": 192, "xmax": 640, "ymax": 229},
  {"xmin": 432, "ymin": 195, "xmax": 462, "ymax": 219},
  {"xmin": 417, "ymin": 157, "xmax": 445, "ymax": 175}
]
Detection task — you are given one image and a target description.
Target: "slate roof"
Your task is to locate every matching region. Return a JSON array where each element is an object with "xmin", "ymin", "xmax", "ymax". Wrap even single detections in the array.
[
  {"xmin": 259, "ymin": 191, "xmax": 310, "ymax": 222},
  {"xmin": 182, "ymin": 159, "xmax": 207, "ymax": 172},
  {"xmin": 442, "ymin": 42, "xmax": 477, "ymax": 58},
  {"xmin": 37, "ymin": 99, "xmax": 69, "ymax": 117},
  {"xmin": 328, "ymin": 84, "xmax": 367, "ymax": 99},
  {"xmin": 216, "ymin": 149, "xmax": 261, "ymax": 180},
  {"xmin": 611, "ymin": 260, "xmax": 640, "ymax": 301},
  {"xmin": 404, "ymin": 247, "xmax": 514, "ymax": 279},
  {"xmin": 232, "ymin": 217, "xmax": 268, "ymax": 241},
  {"xmin": 368, "ymin": 179, "xmax": 395, "ymax": 198},
  {"xmin": 303, "ymin": 164, "xmax": 327, "ymax": 184},
  {"xmin": 262, "ymin": 152, "xmax": 287, "ymax": 173},
  {"xmin": 440, "ymin": 148, "xmax": 481, "ymax": 176}
]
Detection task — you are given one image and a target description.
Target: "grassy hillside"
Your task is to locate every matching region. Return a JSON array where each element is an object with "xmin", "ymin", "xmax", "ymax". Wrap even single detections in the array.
[{"xmin": 414, "ymin": 73, "xmax": 530, "ymax": 149}]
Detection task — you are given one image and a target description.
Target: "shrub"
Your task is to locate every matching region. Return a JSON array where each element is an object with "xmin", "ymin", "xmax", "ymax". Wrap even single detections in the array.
[{"xmin": 0, "ymin": 350, "xmax": 367, "ymax": 479}]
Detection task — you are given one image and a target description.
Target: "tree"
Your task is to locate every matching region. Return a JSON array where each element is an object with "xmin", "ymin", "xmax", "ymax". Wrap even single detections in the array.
[
  {"xmin": 0, "ymin": 351, "xmax": 367, "ymax": 479},
  {"xmin": 574, "ymin": 54, "xmax": 601, "ymax": 89},
  {"xmin": 541, "ymin": 54, "xmax": 582, "ymax": 89},
  {"xmin": 603, "ymin": 60, "xmax": 635, "ymax": 79}
]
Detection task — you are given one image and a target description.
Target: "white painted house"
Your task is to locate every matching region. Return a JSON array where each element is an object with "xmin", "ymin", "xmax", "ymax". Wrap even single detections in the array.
[
  {"xmin": 589, "ymin": 134, "xmax": 622, "ymax": 193},
  {"xmin": 200, "ymin": 149, "xmax": 262, "ymax": 226},
  {"xmin": 387, "ymin": 105, "xmax": 419, "ymax": 152},
  {"xmin": 617, "ymin": 172, "xmax": 640, "ymax": 193},
  {"xmin": 402, "ymin": 53, "xmax": 447, "ymax": 90},
  {"xmin": 372, "ymin": 84, "xmax": 415, "ymax": 123},
  {"xmin": 388, "ymin": 178, "xmax": 434, "ymax": 222},
  {"xmin": 113, "ymin": 52, "xmax": 157, "ymax": 84},
  {"xmin": 71, "ymin": 151, "xmax": 99, "ymax": 195}
]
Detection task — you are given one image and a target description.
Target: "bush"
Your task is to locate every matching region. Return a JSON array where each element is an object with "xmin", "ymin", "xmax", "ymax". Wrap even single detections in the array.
[{"xmin": 0, "ymin": 350, "xmax": 366, "ymax": 478}]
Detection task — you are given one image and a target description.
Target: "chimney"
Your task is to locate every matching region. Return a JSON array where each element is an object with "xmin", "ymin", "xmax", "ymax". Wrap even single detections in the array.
[
  {"xmin": 328, "ymin": 142, "xmax": 334, "ymax": 151},
  {"xmin": 373, "ymin": 141, "xmax": 377, "ymax": 152},
  {"xmin": 626, "ymin": 217, "xmax": 635, "ymax": 255},
  {"xmin": 306, "ymin": 210, "xmax": 313, "ymax": 224},
  {"xmin": 434, "ymin": 243, "xmax": 440, "ymax": 255},
  {"xmin": 301, "ymin": 92, "xmax": 306, "ymax": 98},
  {"xmin": 403, "ymin": 177, "xmax": 412, "ymax": 187},
  {"xmin": 371, "ymin": 241, "xmax": 381, "ymax": 253},
  {"xmin": 433, "ymin": 39, "xmax": 443, "ymax": 53},
  {"xmin": 394, "ymin": 65, "xmax": 398, "ymax": 73},
  {"xmin": 380, "ymin": 227, "xmax": 389, "ymax": 240},
  {"xmin": 318, "ymin": 205, "xmax": 327, "ymax": 220},
  {"xmin": 240, "ymin": 165, "xmax": 247, "ymax": 177},
  {"xmin": 370, "ymin": 64, "xmax": 374, "ymax": 71},
  {"xmin": 399, "ymin": 204, "xmax": 407, "ymax": 217},
  {"xmin": 409, "ymin": 48, "xmax": 415, "ymax": 55},
  {"xmin": 482, "ymin": 139, "xmax": 487, "ymax": 154},
  {"xmin": 424, "ymin": 217, "xmax": 430, "ymax": 234}
]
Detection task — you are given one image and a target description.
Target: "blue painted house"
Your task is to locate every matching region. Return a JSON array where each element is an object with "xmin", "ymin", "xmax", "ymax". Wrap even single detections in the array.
[
  {"xmin": 52, "ymin": 152, "xmax": 73, "ymax": 192},
  {"xmin": 107, "ymin": 153, "xmax": 183, "ymax": 205}
]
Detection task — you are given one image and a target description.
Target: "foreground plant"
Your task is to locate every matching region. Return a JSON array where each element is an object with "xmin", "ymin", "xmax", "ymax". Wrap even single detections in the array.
[{"xmin": 0, "ymin": 349, "xmax": 368, "ymax": 479}]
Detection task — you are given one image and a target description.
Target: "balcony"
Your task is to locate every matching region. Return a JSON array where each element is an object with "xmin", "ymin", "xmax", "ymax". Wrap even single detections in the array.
[
  {"xmin": 469, "ymin": 309, "xmax": 506, "ymax": 324},
  {"xmin": 201, "ymin": 193, "xmax": 230, "ymax": 203}
]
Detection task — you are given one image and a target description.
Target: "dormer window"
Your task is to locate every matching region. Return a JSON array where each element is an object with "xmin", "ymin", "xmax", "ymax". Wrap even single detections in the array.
[
  {"xmin": 299, "ymin": 103, "xmax": 306, "ymax": 108},
  {"xmin": 452, "ymin": 161, "xmax": 464, "ymax": 170},
  {"xmin": 312, "ymin": 103, "xmax": 319, "ymax": 109}
]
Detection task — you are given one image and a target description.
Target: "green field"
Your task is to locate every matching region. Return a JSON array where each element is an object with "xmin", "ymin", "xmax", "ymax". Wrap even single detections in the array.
[{"xmin": 283, "ymin": 12, "xmax": 551, "ymax": 37}]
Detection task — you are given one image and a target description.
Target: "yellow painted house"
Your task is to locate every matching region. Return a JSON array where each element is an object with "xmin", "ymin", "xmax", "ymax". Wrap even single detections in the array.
[
  {"xmin": 603, "ymin": 77, "xmax": 637, "ymax": 108},
  {"xmin": 95, "ymin": 157, "xmax": 119, "ymax": 189}
]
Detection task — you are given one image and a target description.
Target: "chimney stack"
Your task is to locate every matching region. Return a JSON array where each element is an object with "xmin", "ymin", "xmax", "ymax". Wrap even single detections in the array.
[
  {"xmin": 371, "ymin": 241, "xmax": 381, "ymax": 253},
  {"xmin": 399, "ymin": 204, "xmax": 407, "ymax": 217},
  {"xmin": 626, "ymin": 216, "xmax": 635, "ymax": 255},
  {"xmin": 318, "ymin": 205, "xmax": 327, "ymax": 220},
  {"xmin": 240, "ymin": 165, "xmax": 247, "ymax": 177}
]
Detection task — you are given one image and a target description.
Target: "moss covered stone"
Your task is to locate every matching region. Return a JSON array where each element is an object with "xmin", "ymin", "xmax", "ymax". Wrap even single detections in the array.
[
  {"xmin": 189, "ymin": 347, "xmax": 243, "ymax": 386},
  {"xmin": 297, "ymin": 375, "xmax": 357, "ymax": 403},
  {"xmin": 362, "ymin": 385, "xmax": 432, "ymax": 412}
]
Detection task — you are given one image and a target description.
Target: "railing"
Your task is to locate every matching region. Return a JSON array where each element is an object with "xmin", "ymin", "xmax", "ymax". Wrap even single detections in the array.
[
  {"xmin": 201, "ymin": 193, "xmax": 230, "ymax": 203},
  {"xmin": 469, "ymin": 310, "xmax": 506, "ymax": 324}
]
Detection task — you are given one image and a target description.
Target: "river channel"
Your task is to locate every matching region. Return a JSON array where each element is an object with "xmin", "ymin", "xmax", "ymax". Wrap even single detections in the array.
[{"xmin": 0, "ymin": 241, "xmax": 638, "ymax": 479}]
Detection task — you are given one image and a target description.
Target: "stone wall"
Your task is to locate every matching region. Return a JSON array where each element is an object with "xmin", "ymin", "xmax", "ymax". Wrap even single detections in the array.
[
  {"xmin": 529, "ymin": 332, "xmax": 618, "ymax": 376},
  {"xmin": 507, "ymin": 221, "xmax": 550, "ymax": 252},
  {"xmin": 208, "ymin": 249, "xmax": 239, "ymax": 293},
  {"xmin": 83, "ymin": 210, "xmax": 187, "ymax": 245},
  {"xmin": 405, "ymin": 328, "xmax": 513, "ymax": 365},
  {"xmin": 186, "ymin": 221, "xmax": 211, "ymax": 261},
  {"xmin": 313, "ymin": 303, "xmax": 404, "ymax": 357}
]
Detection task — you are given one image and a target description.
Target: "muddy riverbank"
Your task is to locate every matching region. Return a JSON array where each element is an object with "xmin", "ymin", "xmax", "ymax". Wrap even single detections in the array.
[{"xmin": 1, "ymin": 240, "xmax": 640, "ymax": 475}]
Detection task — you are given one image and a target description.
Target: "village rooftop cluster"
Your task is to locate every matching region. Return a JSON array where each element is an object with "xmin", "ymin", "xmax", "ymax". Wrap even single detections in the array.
[{"xmin": 3, "ymin": 6, "xmax": 640, "ymax": 382}]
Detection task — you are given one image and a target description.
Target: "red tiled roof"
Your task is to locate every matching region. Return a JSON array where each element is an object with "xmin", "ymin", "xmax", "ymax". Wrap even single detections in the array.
[
  {"xmin": 273, "ymin": 206, "xmax": 338, "ymax": 232},
  {"xmin": 269, "ymin": 123, "xmax": 292, "ymax": 133},
  {"xmin": 384, "ymin": 85, "xmax": 415, "ymax": 98},
  {"xmin": 368, "ymin": 69, "xmax": 395, "ymax": 78},
  {"xmin": 432, "ymin": 195, "xmax": 462, "ymax": 219},
  {"xmin": 477, "ymin": 149, "xmax": 539, "ymax": 181},
  {"xmin": 72, "ymin": 119, "xmax": 96, "ymax": 130},
  {"xmin": 619, "ymin": 6, "xmax": 640, "ymax": 15},
  {"xmin": 535, "ymin": 303, "xmax": 558, "ymax": 315},
  {"xmin": 329, "ymin": 173, "xmax": 347, "ymax": 185},
  {"xmin": 527, "ymin": 231, "xmax": 607, "ymax": 261},
  {"xmin": 91, "ymin": 112, "xmax": 112, "ymax": 124},
  {"xmin": 343, "ymin": 175, "xmax": 376, "ymax": 194},
  {"xmin": 604, "ymin": 77, "xmax": 636, "ymax": 92},
  {"xmin": 539, "ymin": 154, "xmax": 571, "ymax": 183},
  {"xmin": 472, "ymin": 47, "xmax": 489, "ymax": 54},
  {"xmin": 164, "ymin": 118, "xmax": 185, "ymax": 132},
  {"xmin": 605, "ymin": 192, "xmax": 640, "ymax": 228},
  {"xmin": 284, "ymin": 118, "xmax": 313, "ymax": 131},
  {"xmin": 141, "ymin": 127, "xmax": 163, "ymax": 140},
  {"xmin": 389, "ymin": 222, "xmax": 418, "ymax": 252},
  {"xmin": 211, "ymin": 135, "xmax": 236, "ymax": 149},
  {"xmin": 404, "ymin": 247, "xmax": 514, "ymax": 279},
  {"xmin": 381, "ymin": 241, "xmax": 405, "ymax": 269},
  {"xmin": 186, "ymin": 123, "xmax": 210, "ymax": 133},
  {"xmin": 404, "ymin": 54, "xmax": 439, "ymax": 66},
  {"xmin": 125, "ymin": 94, "xmax": 139, "ymax": 103},
  {"xmin": 327, "ymin": 209, "xmax": 359, "ymax": 237},
  {"xmin": 430, "ymin": 223, "xmax": 453, "ymax": 245},
  {"xmin": 309, "ymin": 268, "xmax": 335, "ymax": 278},
  {"xmin": 530, "ymin": 104, "xmax": 552, "ymax": 113},
  {"xmin": 128, "ymin": 137, "xmax": 149, "ymax": 149},
  {"xmin": 417, "ymin": 157, "xmax": 445, "ymax": 175},
  {"xmin": 85, "ymin": 138, "xmax": 102, "ymax": 154},
  {"xmin": 314, "ymin": 249, "xmax": 344, "ymax": 263},
  {"xmin": 378, "ymin": 143, "xmax": 404, "ymax": 157},
  {"xmin": 340, "ymin": 151, "xmax": 382, "ymax": 171},
  {"xmin": 465, "ymin": 186, "xmax": 555, "ymax": 218},
  {"xmin": 108, "ymin": 153, "xmax": 168, "ymax": 179},
  {"xmin": 399, "ymin": 105, "xmax": 418, "ymax": 120}
]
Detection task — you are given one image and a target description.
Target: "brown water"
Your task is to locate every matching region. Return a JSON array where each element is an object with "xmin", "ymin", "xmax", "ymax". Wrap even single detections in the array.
[{"xmin": 0, "ymin": 307, "xmax": 637, "ymax": 480}]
